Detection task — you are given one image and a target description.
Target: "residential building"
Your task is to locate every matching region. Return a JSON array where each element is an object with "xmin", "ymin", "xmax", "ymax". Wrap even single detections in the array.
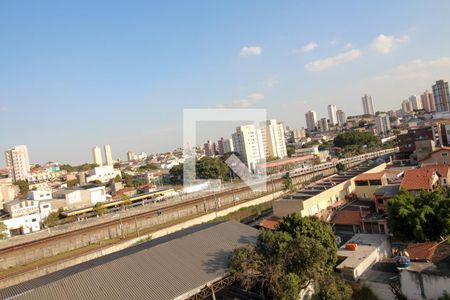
[
  {"xmin": 2, "ymin": 213, "xmax": 41, "ymax": 236},
  {"xmin": 433, "ymin": 79, "xmax": 450, "ymax": 112},
  {"xmin": 92, "ymin": 146, "xmax": 103, "ymax": 166},
  {"xmin": 421, "ymin": 90, "xmax": 436, "ymax": 112},
  {"xmin": 127, "ymin": 151, "xmax": 147, "ymax": 161},
  {"xmin": 262, "ymin": 119, "xmax": 287, "ymax": 159},
  {"xmin": 86, "ymin": 165, "xmax": 121, "ymax": 183},
  {"xmin": 401, "ymin": 99, "xmax": 413, "ymax": 114},
  {"xmin": 362, "ymin": 94, "xmax": 374, "ymax": 115},
  {"xmin": 318, "ymin": 118, "xmax": 328, "ymax": 132},
  {"xmin": 400, "ymin": 168, "xmax": 441, "ymax": 194},
  {"xmin": 216, "ymin": 137, "xmax": 225, "ymax": 156},
  {"xmin": 53, "ymin": 184, "xmax": 107, "ymax": 208},
  {"xmin": 4, "ymin": 145, "xmax": 30, "ymax": 182},
  {"xmin": 232, "ymin": 124, "xmax": 265, "ymax": 171},
  {"xmin": 290, "ymin": 128, "xmax": 306, "ymax": 142},
  {"xmin": 104, "ymin": 145, "xmax": 113, "ymax": 166},
  {"xmin": 203, "ymin": 140, "xmax": 216, "ymax": 157},
  {"xmin": 336, "ymin": 110, "xmax": 346, "ymax": 127},
  {"xmin": 409, "ymin": 95, "xmax": 422, "ymax": 110},
  {"xmin": 0, "ymin": 178, "xmax": 19, "ymax": 209},
  {"xmin": 374, "ymin": 113, "xmax": 391, "ymax": 136},
  {"xmin": 327, "ymin": 104, "xmax": 338, "ymax": 125},
  {"xmin": 305, "ymin": 110, "xmax": 317, "ymax": 131},
  {"xmin": 419, "ymin": 147, "xmax": 450, "ymax": 165},
  {"xmin": 127, "ymin": 151, "xmax": 134, "ymax": 161},
  {"xmin": 223, "ymin": 138, "xmax": 234, "ymax": 153}
]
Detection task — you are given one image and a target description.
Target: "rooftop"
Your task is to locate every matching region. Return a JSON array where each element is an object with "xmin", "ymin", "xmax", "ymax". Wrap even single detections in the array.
[
  {"xmin": 399, "ymin": 168, "xmax": 439, "ymax": 191},
  {"xmin": 0, "ymin": 221, "xmax": 258, "ymax": 300},
  {"xmin": 374, "ymin": 184, "xmax": 400, "ymax": 198}
]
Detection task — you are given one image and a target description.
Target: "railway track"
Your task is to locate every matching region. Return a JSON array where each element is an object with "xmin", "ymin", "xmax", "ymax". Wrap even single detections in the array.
[{"xmin": 0, "ymin": 148, "xmax": 394, "ymax": 257}]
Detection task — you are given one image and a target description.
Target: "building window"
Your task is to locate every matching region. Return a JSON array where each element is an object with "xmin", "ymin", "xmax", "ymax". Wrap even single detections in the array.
[{"xmin": 32, "ymin": 218, "xmax": 36, "ymax": 222}]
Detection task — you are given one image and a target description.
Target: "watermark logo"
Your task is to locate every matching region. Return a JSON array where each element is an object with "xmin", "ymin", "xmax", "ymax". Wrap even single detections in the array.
[{"xmin": 183, "ymin": 108, "xmax": 267, "ymax": 193}]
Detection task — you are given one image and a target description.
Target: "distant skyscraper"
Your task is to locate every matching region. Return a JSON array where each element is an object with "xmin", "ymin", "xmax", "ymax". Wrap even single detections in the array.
[
  {"xmin": 336, "ymin": 110, "xmax": 346, "ymax": 127},
  {"xmin": 409, "ymin": 95, "xmax": 422, "ymax": 110},
  {"xmin": 375, "ymin": 113, "xmax": 391, "ymax": 136},
  {"xmin": 291, "ymin": 128, "xmax": 306, "ymax": 142},
  {"xmin": 433, "ymin": 80, "xmax": 450, "ymax": 112},
  {"xmin": 421, "ymin": 90, "xmax": 436, "ymax": 112},
  {"xmin": 362, "ymin": 94, "xmax": 374, "ymax": 115},
  {"xmin": 318, "ymin": 118, "xmax": 329, "ymax": 132},
  {"xmin": 305, "ymin": 110, "xmax": 317, "ymax": 131},
  {"xmin": 217, "ymin": 138, "xmax": 225, "ymax": 156},
  {"xmin": 92, "ymin": 146, "xmax": 103, "ymax": 166},
  {"xmin": 104, "ymin": 145, "xmax": 113, "ymax": 166},
  {"xmin": 327, "ymin": 104, "xmax": 338, "ymax": 125},
  {"xmin": 401, "ymin": 100, "xmax": 413, "ymax": 114},
  {"xmin": 232, "ymin": 124, "xmax": 265, "ymax": 171},
  {"xmin": 5, "ymin": 145, "xmax": 30, "ymax": 182},
  {"xmin": 127, "ymin": 151, "xmax": 134, "ymax": 161},
  {"xmin": 261, "ymin": 120, "xmax": 287, "ymax": 159},
  {"xmin": 203, "ymin": 140, "xmax": 216, "ymax": 157},
  {"xmin": 223, "ymin": 138, "xmax": 234, "ymax": 153}
]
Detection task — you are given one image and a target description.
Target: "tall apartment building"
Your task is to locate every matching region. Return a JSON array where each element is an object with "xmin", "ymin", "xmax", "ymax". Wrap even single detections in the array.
[
  {"xmin": 4, "ymin": 145, "xmax": 31, "ymax": 182},
  {"xmin": 327, "ymin": 104, "xmax": 338, "ymax": 125},
  {"xmin": 336, "ymin": 110, "xmax": 346, "ymax": 127},
  {"xmin": 305, "ymin": 110, "xmax": 317, "ymax": 132},
  {"xmin": 318, "ymin": 118, "xmax": 329, "ymax": 132},
  {"xmin": 433, "ymin": 80, "xmax": 450, "ymax": 112},
  {"xmin": 362, "ymin": 94, "xmax": 374, "ymax": 115},
  {"xmin": 223, "ymin": 138, "xmax": 234, "ymax": 153},
  {"xmin": 216, "ymin": 138, "xmax": 225, "ymax": 156},
  {"xmin": 375, "ymin": 113, "xmax": 391, "ymax": 136},
  {"xmin": 401, "ymin": 100, "xmax": 413, "ymax": 114},
  {"xmin": 104, "ymin": 145, "xmax": 113, "ymax": 166},
  {"xmin": 203, "ymin": 140, "xmax": 216, "ymax": 157},
  {"xmin": 409, "ymin": 95, "xmax": 422, "ymax": 110},
  {"xmin": 232, "ymin": 124, "xmax": 265, "ymax": 171},
  {"xmin": 92, "ymin": 146, "xmax": 103, "ymax": 166},
  {"xmin": 421, "ymin": 90, "xmax": 436, "ymax": 112},
  {"xmin": 262, "ymin": 120, "xmax": 287, "ymax": 159},
  {"xmin": 291, "ymin": 128, "xmax": 306, "ymax": 142}
]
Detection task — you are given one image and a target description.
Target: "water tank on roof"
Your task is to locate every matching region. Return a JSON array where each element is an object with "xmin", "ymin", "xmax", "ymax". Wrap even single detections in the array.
[{"xmin": 395, "ymin": 254, "xmax": 411, "ymax": 268}]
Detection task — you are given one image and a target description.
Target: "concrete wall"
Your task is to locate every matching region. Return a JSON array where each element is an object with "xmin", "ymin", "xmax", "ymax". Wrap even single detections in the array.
[
  {"xmin": 0, "ymin": 190, "xmax": 285, "ymax": 289},
  {"xmin": 401, "ymin": 269, "xmax": 450, "ymax": 300}
]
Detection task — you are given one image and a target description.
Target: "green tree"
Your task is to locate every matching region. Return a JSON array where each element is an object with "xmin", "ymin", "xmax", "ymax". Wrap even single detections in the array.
[
  {"xmin": 15, "ymin": 180, "xmax": 29, "ymax": 194},
  {"xmin": 282, "ymin": 174, "xmax": 293, "ymax": 191},
  {"xmin": 43, "ymin": 211, "xmax": 60, "ymax": 227},
  {"xmin": 333, "ymin": 131, "xmax": 378, "ymax": 150},
  {"xmin": 286, "ymin": 146, "xmax": 295, "ymax": 158},
  {"xmin": 93, "ymin": 202, "xmax": 106, "ymax": 216},
  {"xmin": 196, "ymin": 157, "xmax": 228, "ymax": 180},
  {"xmin": 169, "ymin": 164, "xmax": 184, "ymax": 184},
  {"xmin": 121, "ymin": 195, "xmax": 132, "ymax": 210},
  {"xmin": 387, "ymin": 189, "xmax": 450, "ymax": 242},
  {"xmin": 312, "ymin": 275, "xmax": 353, "ymax": 300},
  {"xmin": 113, "ymin": 162, "xmax": 121, "ymax": 169},
  {"xmin": 113, "ymin": 175, "xmax": 122, "ymax": 183},
  {"xmin": 0, "ymin": 221, "xmax": 8, "ymax": 239},
  {"xmin": 229, "ymin": 214, "xmax": 339, "ymax": 300},
  {"xmin": 336, "ymin": 162, "xmax": 346, "ymax": 173},
  {"xmin": 138, "ymin": 163, "xmax": 158, "ymax": 171},
  {"xmin": 66, "ymin": 179, "xmax": 78, "ymax": 187}
]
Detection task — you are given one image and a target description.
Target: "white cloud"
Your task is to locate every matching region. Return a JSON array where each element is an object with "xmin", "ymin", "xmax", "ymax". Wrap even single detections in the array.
[
  {"xmin": 304, "ymin": 49, "xmax": 362, "ymax": 72},
  {"xmin": 263, "ymin": 76, "xmax": 279, "ymax": 88},
  {"xmin": 217, "ymin": 93, "xmax": 265, "ymax": 108},
  {"xmin": 371, "ymin": 34, "xmax": 408, "ymax": 54},
  {"xmin": 240, "ymin": 46, "xmax": 262, "ymax": 57},
  {"xmin": 343, "ymin": 43, "xmax": 352, "ymax": 50},
  {"xmin": 373, "ymin": 57, "xmax": 450, "ymax": 81},
  {"xmin": 302, "ymin": 42, "xmax": 318, "ymax": 52}
]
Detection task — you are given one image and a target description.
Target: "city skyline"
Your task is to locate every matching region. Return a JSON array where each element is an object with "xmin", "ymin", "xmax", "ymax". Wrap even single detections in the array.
[{"xmin": 1, "ymin": 1, "xmax": 450, "ymax": 164}]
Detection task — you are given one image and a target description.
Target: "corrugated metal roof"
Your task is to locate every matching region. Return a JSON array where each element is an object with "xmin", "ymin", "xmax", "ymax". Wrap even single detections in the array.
[{"xmin": 0, "ymin": 221, "xmax": 258, "ymax": 300}]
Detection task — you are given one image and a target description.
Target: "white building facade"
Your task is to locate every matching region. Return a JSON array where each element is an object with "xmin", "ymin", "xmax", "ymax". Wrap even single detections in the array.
[
  {"xmin": 5, "ymin": 145, "xmax": 30, "ymax": 182},
  {"xmin": 232, "ymin": 124, "xmax": 266, "ymax": 171}
]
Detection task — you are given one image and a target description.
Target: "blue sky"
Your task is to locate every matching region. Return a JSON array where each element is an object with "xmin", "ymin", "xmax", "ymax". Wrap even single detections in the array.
[{"xmin": 1, "ymin": 1, "xmax": 450, "ymax": 165}]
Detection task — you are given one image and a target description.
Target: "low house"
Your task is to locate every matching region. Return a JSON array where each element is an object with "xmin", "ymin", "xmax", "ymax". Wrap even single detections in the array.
[
  {"xmin": 419, "ymin": 146, "xmax": 450, "ymax": 165},
  {"xmin": 2, "ymin": 213, "xmax": 41, "ymax": 236},
  {"xmin": 399, "ymin": 168, "xmax": 441, "ymax": 194},
  {"xmin": 374, "ymin": 184, "xmax": 400, "ymax": 213},
  {"xmin": 354, "ymin": 172, "xmax": 388, "ymax": 200},
  {"xmin": 399, "ymin": 242, "xmax": 450, "ymax": 299},
  {"xmin": 336, "ymin": 233, "xmax": 391, "ymax": 281}
]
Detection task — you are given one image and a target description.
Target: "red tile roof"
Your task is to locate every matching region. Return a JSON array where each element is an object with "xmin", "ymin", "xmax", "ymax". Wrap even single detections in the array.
[
  {"xmin": 421, "ymin": 164, "xmax": 450, "ymax": 177},
  {"xmin": 330, "ymin": 210, "xmax": 369, "ymax": 225},
  {"xmin": 406, "ymin": 242, "xmax": 439, "ymax": 261},
  {"xmin": 258, "ymin": 217, "xmax": 280, "ymax": 230},
  {"xmin": 355, "ymin": 172, "xmax": 385, "ymax": 181},
  {"xmin": 400, "ymin": 169, "xmax": 439, "ymax": 191}
]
